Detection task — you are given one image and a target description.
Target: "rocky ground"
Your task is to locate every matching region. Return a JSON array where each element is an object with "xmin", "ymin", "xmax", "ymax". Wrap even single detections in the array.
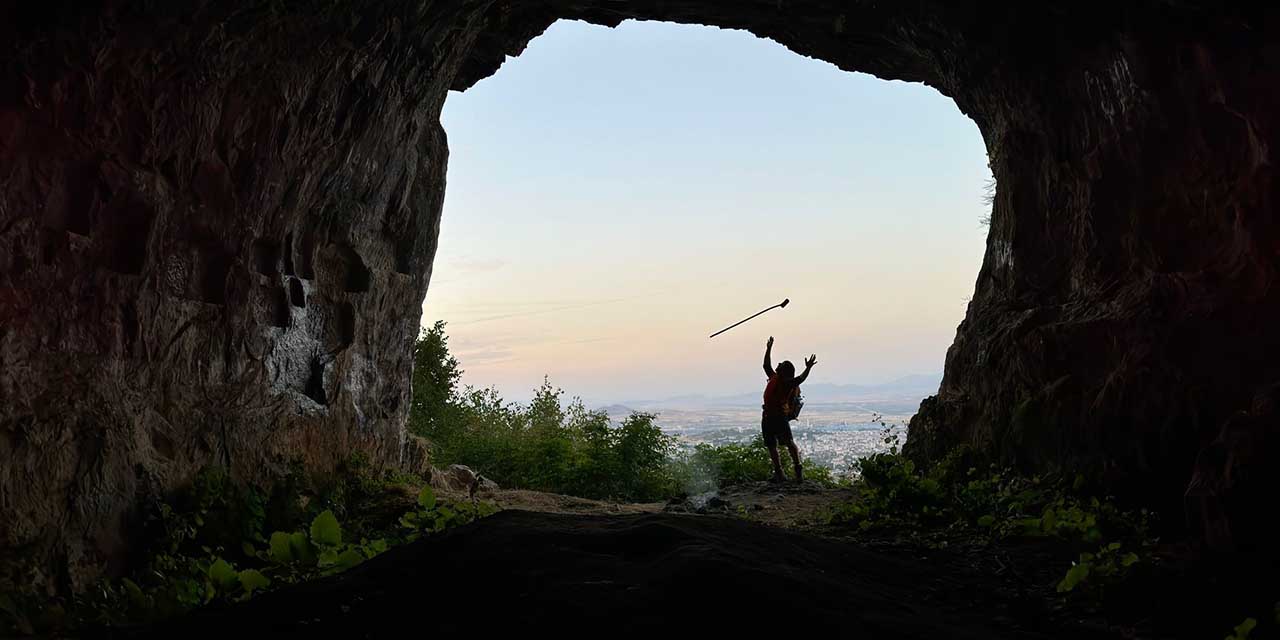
[
  {"xmin": 132, "ymin": 509, "xmax": 1108, "ymax": 639},
  {"xmin": 663, "ymin": 479, "xmax": 859, "ymax": 525},
  {"xmin": 108, "ymin": 480, "xmax": 1273, "ymax": 639}
]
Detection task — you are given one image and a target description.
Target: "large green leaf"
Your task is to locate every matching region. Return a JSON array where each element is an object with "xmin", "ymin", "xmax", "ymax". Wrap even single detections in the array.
[
  {"xmin": 269, "ymin": 531, "xmax": 293, "ymax": 564},
  {"xmin": 318, "ymin": 548, "xmax": 340, "ymax": 567},
  {"xmin": 336, "ymin": 549, "xmax": 364, "ymax": 570},
  {"xmin": 208, "ymin": 558, "xmax": 239, "ymax": 592},
  {"xmin": 1041, "ymin": 509, "xmax": 1058, "ymax": 532},
  {"xmin": 238, "ymin": 569, "xmax": 271, "ymax": 594},
  {"xmin": 417, "ymin": 486, "xmax": 437, "ymax": 510},
  {"xmin": 1227, "ymin": 617, "xmax": 1257, "ymax": 640},
  {"xmin": 1056, "ymin": 563, "xmax": 1089, "ymax": 593},
  {"xmin": 289, "ymin": 531, "xmax": 316, "ymax": 565},
  {"xmin": 310, "ymin": 510, "xmax": 342, "ymax": 547},
  {"xmin": 122, "ymin": 578, "xmax": 146, "ymax": 608}
]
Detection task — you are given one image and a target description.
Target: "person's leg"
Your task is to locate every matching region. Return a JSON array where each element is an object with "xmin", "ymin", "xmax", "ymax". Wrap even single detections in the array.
[
  {"xmin": 778, "ymin": 422, "xmax": 802, "ymax": 482},
  {"xmin": 762, "ymin": 414, "xmax": 784, "ymax": 481},
  {"xmin": 786, "ymin": 441, "xmax": 804, "ymax": 482},
  {"xmin": 767, "ymin": 444, "xmax": 785, "ymax": 482}
]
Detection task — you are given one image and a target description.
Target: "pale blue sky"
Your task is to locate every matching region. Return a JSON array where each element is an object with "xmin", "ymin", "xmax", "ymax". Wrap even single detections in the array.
[{"xmin": 424, "ymin": 20, "xmax": 992, "ymax": 405}]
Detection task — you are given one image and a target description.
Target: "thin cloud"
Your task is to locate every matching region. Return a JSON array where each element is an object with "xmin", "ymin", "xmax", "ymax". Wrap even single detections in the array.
[
  {"xmin": 558, "ymin": 336, "xmax": 619, "ymax": 346},
  {"xmin": 451, "ymin": 257, "xmax": 508, "ymax": 274},
  {"xmin": 453, "ymin": 347, "xmax": 517, "ymax": 366},
  {"xmin": 447, "ymin": 290, "xmax": 671, "ymax": 326}
]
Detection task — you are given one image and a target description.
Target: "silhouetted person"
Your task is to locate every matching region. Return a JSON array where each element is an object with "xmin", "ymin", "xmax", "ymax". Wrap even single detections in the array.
[{"xmin": 762, "ymin": 336, "xmax": 816, "ymax": 483}]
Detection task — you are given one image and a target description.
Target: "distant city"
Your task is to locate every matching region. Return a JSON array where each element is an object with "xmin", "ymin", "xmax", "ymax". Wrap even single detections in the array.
[{"xmin": 596, "ymin": 373, "xmax": 938, "ymax": 471}]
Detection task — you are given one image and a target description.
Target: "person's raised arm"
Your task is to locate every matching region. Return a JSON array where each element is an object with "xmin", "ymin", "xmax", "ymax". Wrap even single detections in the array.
[
  {"xmin": 794, "ymin": 354, "xmax": 817, "ymax": 385},
  {"xmin": 763, "ymin": 336, "xmax": 775, "ymax": 377}
]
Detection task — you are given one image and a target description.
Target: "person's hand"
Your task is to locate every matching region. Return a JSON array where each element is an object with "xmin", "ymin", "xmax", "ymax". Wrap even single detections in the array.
[
  {"xmin": 767, "ymin": 336, "xmax": 774, "ymax": 348},
  {"xmin": 805, "ymin": 354, "xmax": 817, "ymax": 368}
]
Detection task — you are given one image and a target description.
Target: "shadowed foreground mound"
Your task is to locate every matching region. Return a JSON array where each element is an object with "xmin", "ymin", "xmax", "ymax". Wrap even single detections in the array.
[{"xmin": 137, "ymin": 511, "xmax": 1110, "ymax": 638}]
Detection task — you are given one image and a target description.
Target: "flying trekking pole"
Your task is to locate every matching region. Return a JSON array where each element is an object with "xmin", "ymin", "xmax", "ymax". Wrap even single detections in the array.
[{"xmin": 708, "ymin": 298, "xmax": 789, "ymax": 339}]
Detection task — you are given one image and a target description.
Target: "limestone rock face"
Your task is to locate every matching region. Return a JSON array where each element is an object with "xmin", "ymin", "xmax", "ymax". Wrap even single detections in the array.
[
  {"xmin": 0, "ymin": 1, "xmax": 469, "ymax": 587},
  {"xmin": 2, "ymin": 1, "xmax": 1278, "ymax": 585}
]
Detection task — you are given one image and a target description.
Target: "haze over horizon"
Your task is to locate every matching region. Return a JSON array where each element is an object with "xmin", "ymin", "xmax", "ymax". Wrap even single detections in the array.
[{"xmin": 424, "ymin": 19, "xmax": 991, "ymax": 406}]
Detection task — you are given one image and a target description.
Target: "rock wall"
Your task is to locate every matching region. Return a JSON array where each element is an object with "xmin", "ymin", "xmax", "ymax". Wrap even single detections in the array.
[
  {"xmin": 0, "ymin": 1, "xmax": 483, "ymax": 588},
  {"xmin": 2, "ymin": 0, "xmax": 1277, "ymax": 586},
  {"xmin": 898, "ymin": 7, "xmax": 1280, "ymax": 550}
]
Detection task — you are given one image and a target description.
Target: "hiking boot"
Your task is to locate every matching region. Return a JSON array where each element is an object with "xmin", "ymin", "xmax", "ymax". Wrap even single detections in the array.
[
  {"xmin": 793, "ymin": 467, "xmax": 804, "ymax": 483},
  {"xmin": 768, "ymin": 472, "xmax": 785, "ymax": 484}
]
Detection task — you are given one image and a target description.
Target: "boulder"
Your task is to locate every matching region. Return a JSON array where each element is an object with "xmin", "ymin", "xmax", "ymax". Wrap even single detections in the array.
[{"xmin": 429, "ymin": 464, "xmax": 498, "ymax": 496}]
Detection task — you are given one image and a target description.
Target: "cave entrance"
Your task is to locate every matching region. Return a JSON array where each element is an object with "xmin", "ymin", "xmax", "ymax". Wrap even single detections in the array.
[{"xmin": 425, "ymin": 19, "xmax": 990, "ymax": 468}]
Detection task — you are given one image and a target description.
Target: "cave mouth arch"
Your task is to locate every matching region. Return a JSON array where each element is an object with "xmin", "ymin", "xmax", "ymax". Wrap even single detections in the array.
[
  {"xmin": 430, "ymin": 18, "xmax": 992, "ymax": 440},
  {"xmin": 3, "ymin": 3, "xmax": 1273, "ymax": 588},
  {"xmin": 442, "ymin": 3, "xmax": 1280, "ymax": 546}
]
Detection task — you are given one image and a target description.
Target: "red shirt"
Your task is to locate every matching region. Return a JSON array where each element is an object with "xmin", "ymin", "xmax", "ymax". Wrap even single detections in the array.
[{"xmin": 762, "ymin": 375, "xmax": 794, "ymax": 416}]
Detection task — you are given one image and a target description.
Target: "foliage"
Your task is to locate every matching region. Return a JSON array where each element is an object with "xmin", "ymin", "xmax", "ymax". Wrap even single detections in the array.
[
  {"xmin": 669, "ymin": 436, "xmax": 836, "ymax": 493},
  {"xmin": 252, "ymin": 509, "xmax": 388, "ymax": 582},
  {"xmin": 822, "ymin": 429, "xmax": 947, "ymax": 530},
  {"xmin": 1224, "ymin": 617, "xmax": 1257, "ymax": 640},
  {"xmin": 411, "ymin": 369, "xmax": 687, "ymax": 501},
  {"xmin": 0, "ymin": 465, "xmax": 496, "ymax": 636},
  {"xmin": 822, "ymin": 427, "xmax": 1157, "ymax": 599},
  {"xmin": 399, "ymin": 486, "xmax": 497, "ymax": 540},
  {"xmin": 1055, "ymin": 542, "xmax": 1140, "ymax": 594},
  {"xmin": 408, "ymin": 324, "xmax": 839, "ymax": 501},
  {"xmin": 827, "ymin": 429, "xmax": 1150, "ymax": 538},
  {"xmin": 409, "ymin": 320, "xmax": 464, "ymax": 442}
]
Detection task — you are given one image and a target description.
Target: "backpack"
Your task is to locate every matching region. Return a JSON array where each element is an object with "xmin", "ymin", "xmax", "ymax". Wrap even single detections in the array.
[{"xmin": 782, "ymin": 386, "xmax": 804, "ymax": 421}]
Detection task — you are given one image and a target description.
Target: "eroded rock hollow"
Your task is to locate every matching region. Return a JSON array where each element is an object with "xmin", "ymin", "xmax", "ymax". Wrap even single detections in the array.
[{"xmin": 2, "ymin": 1, "xmax": 1277, "ymax": 586}]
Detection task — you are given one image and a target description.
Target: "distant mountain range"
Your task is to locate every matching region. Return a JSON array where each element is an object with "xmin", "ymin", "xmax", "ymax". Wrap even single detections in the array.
[{"xmin": 598, "ymin": 373, "xmax": 941, "ymax": 414}]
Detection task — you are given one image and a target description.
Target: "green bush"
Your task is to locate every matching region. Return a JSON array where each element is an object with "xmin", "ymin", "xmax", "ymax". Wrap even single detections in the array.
[
  {"xmin": 415, "ymin": 377, "xmax": 682, "ymax": 502},
  {"xmin": 828, "ymin": 429, "xmax": 1149, "ymax": 538},
  {"xmin": 409, "ymin": 320, "xmax": 463, "ymax": 441},
  {"xmin": 668, "ymin": 436, "xmax": 836, "ymax": 493},
  {"xmin": 822, "ymin": 428, "xmax": 1157, "ymax": 598},
  {"xmin": 408, "ymin": 324, "xmax": 840, "ymax": 501}
]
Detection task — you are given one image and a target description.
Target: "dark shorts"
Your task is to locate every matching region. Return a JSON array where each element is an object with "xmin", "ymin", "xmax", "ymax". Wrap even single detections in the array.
[{"xmin": 761, "ymin": 412, "xmax": 793, "ymax": 448}]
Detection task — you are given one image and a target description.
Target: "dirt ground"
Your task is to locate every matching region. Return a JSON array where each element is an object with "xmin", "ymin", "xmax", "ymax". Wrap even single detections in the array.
[
  {"xmin": 139, "ymin": 509, "xmax": 1117, "ymax": 639},
  {"xmin": 478, "ymin": 481, "xmax": 856, "ymax": 529},
  {"xmin": 486, "ymin": 488, "xmax": 665, "ymax": 516},
  {"xmin": 124, "ymin": 481, "xmax": 1276, "ymax": 639}
]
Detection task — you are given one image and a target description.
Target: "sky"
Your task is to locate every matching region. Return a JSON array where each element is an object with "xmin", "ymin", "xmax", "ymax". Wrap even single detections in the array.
[{"xmin": 423, "ymin": 20, "xmax": 992, "ymax": 406}]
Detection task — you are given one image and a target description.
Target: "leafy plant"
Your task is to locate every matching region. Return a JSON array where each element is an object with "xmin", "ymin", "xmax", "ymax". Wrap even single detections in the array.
[
  {"xmin": 1056, "ymin": 542, "xmax": 1140, "ymax": 594},
  {"xmin": 254, "ymin": 509, "xmax": 388, "ymax": 579},
  {"xmin": 0, "ymin": 464, "xmax": 497, "ymax": 636},
  {"xmin": 398, "ymin": 487, "xmax": 496, "ymax": 541},
  {"xmin": 819, "ymin": 425, "xmax": 1158, "ymax": 602},
  {"xmin": 1224, "ymin": 617, "xmax": 1257, "ymax": 640}
]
